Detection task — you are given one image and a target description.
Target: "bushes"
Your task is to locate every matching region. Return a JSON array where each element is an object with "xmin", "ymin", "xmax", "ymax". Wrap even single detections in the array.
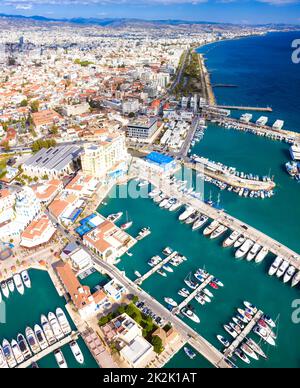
[
  {"xmin": 31, "ymin": 139, "xmax": 57, "ymax": 153},
  {"xmin": 151, "ymin": 335, "xmax": 163, "ymax": 354}
]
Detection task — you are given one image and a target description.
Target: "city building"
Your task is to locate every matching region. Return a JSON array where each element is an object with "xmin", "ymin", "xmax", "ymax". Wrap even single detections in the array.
[
  {"xmin": 32, "ymin": 109, "xmax": 62, "ymax": 130},
  {"xmin": 103, "ymin": 279, "xmax": 127, "ymax": 302},
  {"xmin": 20, "ymin": 213, "xmax": 56, "ymax": 248},
  {"xmin": 126, "ymin": 117, "xmax": 158, "ymax": 140},
  {"xmin": 61, "ymin": 102, "xmax": 90, "ymax": 117},
  {"xmin": 65, "ymin": 173, "xmax": 99, "ymax": 197}
]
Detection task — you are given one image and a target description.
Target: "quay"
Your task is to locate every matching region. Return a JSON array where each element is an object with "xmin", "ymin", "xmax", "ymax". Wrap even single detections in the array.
[
  {"xmin": 135, "ymin": 252, "xmax": 178, "ymax": 285},
  {"xmin": 141, "ymin": 174, "xmax": 300, "ymax": 269},
  {"xmin": 216, "ymin": 105, "xmax": 273, "ymax": 112},
  {"xmin": 174, "ymin": 275, "xmax": 214, "ymax": 313},
  {"xmin": 16, "ymin": 331, "xmax": 79, "ymax": 369},
  {"xmin": 186, "ymin": 157, "xmax": 276, "ymax": 191},
  {"xmin": 223, "ymin": 310, "xmax": 263, "ymax": 359}
]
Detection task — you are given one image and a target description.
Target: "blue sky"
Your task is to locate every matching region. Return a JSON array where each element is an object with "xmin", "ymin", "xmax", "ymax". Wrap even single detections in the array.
[{"xmin": 1, "ymin": 0, "xmax": 300, "ymax": 24}]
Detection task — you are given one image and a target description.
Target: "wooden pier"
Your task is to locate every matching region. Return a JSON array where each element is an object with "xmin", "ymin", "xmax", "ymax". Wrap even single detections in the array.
[
  {"xmin": 16, "ymin": 331, "xmax": 79, "ymax": 369},
  {"xmin": 223, "ymin": 310, "xmax": 263, "ymax": 359},
  {"xmin": 216, "ymin": 105, "xmax": 273, "ymax": 112},
  {"xmin": 135, "ymin": 252, "xmax": 178, "ymax": 285},
  {"xmin": 174, "ymin": 275, "xmax": 214, "ymax": 313}
]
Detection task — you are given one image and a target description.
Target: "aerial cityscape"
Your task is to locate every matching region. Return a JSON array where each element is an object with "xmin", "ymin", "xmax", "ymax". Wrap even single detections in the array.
[{"xmin": 0, "ymin": 0, "xmax": 299, "ymax": 372}]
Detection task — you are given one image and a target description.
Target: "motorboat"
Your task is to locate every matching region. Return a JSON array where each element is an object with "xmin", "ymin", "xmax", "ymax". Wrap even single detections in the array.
[
  {"xmin": 241, "ymin": 343, "xmax": 259, "ymax": 361},
  {"xmin": 164, "ymin": 298, "xmax": 178, "ymax": 307},
  {"xmin": 107, "ymin": 212, "xmax": 123, "ymax": 223},
  {"xmin": 25, "ymin": 327, "xmax": 41, "ymax": 354},
  {"xmin": 169, "ymin": 200, "xmax": 182, "ymax": 212},
  {"xmin": 243, "ymin": 301, "xmax": 258, "ymax": 314},
  {"xmin": 255, "ymin": 247, "xmax": 269, "ymax": 263},
  {"xmin": 268, "ymin": 256, "xmax": 283, "ymax": 276},
  {"xmin": 253, "ymin": 326, "xmax": 276, "ymax": 346},
  {"xmin": 0, "ymin": 346, "xmax": 8, "ymax": 368},
  {"xmin": 210, "ymin": 225, "xmax": 228, "ymax": 239},
  {"xmin": 216, "ymin": 335, "xmax": 230, "ymax": 348},
  {"xmin": 162, "ymin": 247, "xmax": 173, "ymax": 256},
  {"xmin": 276, "ymin": 260, "xmax": 289, "ymax": 278},
  {"xmin": 13, "ymin": 274, "xmax": 25, "ymax": 296},
  {"xmin": 291, "ymin": 271, "xmax": 300, "ymax": 287},
  {"xmin": 134, "ymin": 271, "xmax": 142, "ymax": 278},
  {"xmin": 199, "ymin": 292, "xmax": 211, "ymax": 303},
  {"xmin": 203, "ymin": 288, "xmax": 213, "ymax": 298},
  {"xmin": 192, "ymin": 215, "xmax": 208, "ymax": 231},
  {"xmin": 11, "ymin": 339, "xmax": 24, "ymax": 364},
  {"xmin": 185, "ymin": 212, "xmax": 200, "ymax": 225},
  {"xmin": 121, "ymin": 221, "xmax": 133, "ymax": 230},
  {"xmin": 209, "ymin": 282, "xmax": 219, "ymax": 290},
  {"xmin": 236, "ymin": 313, "xmax": 248, "ymax": 324},
  {"xmin": 223, "ymin": 325, "xmax": 238, "ymax": 339},
  {"xmin": 181, "ymin": 308, "xmax": 200, "ymax": 323},
  {"xmin": 2, "ymin": 339, "xmax": 17, "ymax": 368},
  {"xmin": 237, "ymin": 309, "xmax": 251, "ymax": 322},
  {"xmin": 17, "ymin": 334, "xmax": 32, "ymax": 361},
  {"xmin": 41, "ymin": 314, "xmax": 56, "ymax": 346},
  {"xmin": 257, "ymin": 320, "xmax": 276, "ymax": 338},
  {"xmin": 34, "ymin": 324, "xmax": 48, "ymax": 350},
  {"xmin": 159, "ymin": 198, "xmax": 170, "ymax": 208},
  {"xmin": 184, "ymin": 347, "xmax": 197, "ymax": 360},
  {"xmin": 157, "ymin": 270, "xmax": 167, "ymax": 278},
  {"xmin": 179, "ymin": 206, "xmax": 195, "ymax": 222},
  {"xmin": 48, "ymin": 312, "xmax": 64, "ymax": 341},
  {"xmin": 283, "ymin": 265, "xmax": 296, "ymax": 284},
  {"xmin": 1, "ymin": 282, "xmax": 9, "ymax": 299},
  {"xmin": 235, "ymin": 349, "xmax": 250, "ymax": 364},
  {"xmin": 21, "ymin": 270, "xmax": 31, "ymax": 288},
  {"xmin": 203, "ymin": 220, "xmax": 219, "ymax": 237},
  {"xmin": 70, "ymin": 341, "xmax": 84, "ymax": 365},
  {"xmin": 235, "ymin": 239, "xmax": 254, "ymax": 259},
  {"xmin": 229, "ymin": 322, "xmax": 242, "ymax": 335},
  {"xmin": 184, "ymin": 273, "xmax": 198, "ymax": 290},
  {"xmin": 224, "ymin": 358, "xmax": 238, "ymax": 369},
  {"xmin": 261, "ymin": 314, "xmax": 276, "ymax": 328},
  {"xmin": 232, "ymin": 317, "xmax": 245, "ymax": 329},
  {"xmin": 246, "ymin": 338, "xmax": 267, "ymax": 359},
  {"xmin": 7, "ymin": 279, "xmax": 15, "ymax": 293},
  {"xmin": 195, "ymin": 294, "xmax": 206, "ymax": 305},
  {"xmin": 54, "ymin": 349, "xmax": 68, "ymax": 368},
  {"xmin": 56, "ymin": 308, "xmax": 72, "ymax": 335},
  {"xmin": 246, "ymin": 243, "xmax": 262, "ymax": 262},
  {"xmin": 212, "ymin": 278, "xmax": 224, "ymax": 287},
  {"xmin": 234, "ymin": 236, "xmax": 246, "ymax": 249},
  {"xmin": 178, "ymin": 288, "xmax": 190, "ymax": 298},
  {"xmin": 223, "ymin": 231, "xmax": 240, "ymax": 248}
]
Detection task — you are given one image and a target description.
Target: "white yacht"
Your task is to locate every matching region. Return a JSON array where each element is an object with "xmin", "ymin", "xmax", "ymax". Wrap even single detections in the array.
[
  {"xmin": 223, "ymin": 231, "xmax": 240, "ymax": 248},
  {"xmin": 255, "ymin": 247, "xmax": 269, "ymax": 263},
  {"xmin": 7, "ymin": 279, "xmax": 15, "ymax": 293},
  {"xmin": 48, "ymin": 312, "xmax": 64, "ymax": 341},
  {"xmin": 11, "ymin": 340, "xmax": 24, "ymax": 364},
  {"xmin": 192, "ymin": 215, "xmax": 208, "ymax": 231},
  {"xmin": 2, "ymin": 339, "xmax": 17, "ymax": 368},
  {"xmin": 0, "ymin": 346, "xmax": 8, "ymax": 368},
  {"xmin": 1, "ymin": 282, "xmax": 9, "ymax": 299},
  {"xmin": 56, "ymin": 308, "xmax": 72, "ymax": 336},
  {"xmin": 246, "ymin": 243, "xmax": 262, "ymax": 262},
  {"xmin": 276, "ymin": 260, "xmax": 289, "ymax": 278},
  {"xmin": 234, "ymin": 236, "xmax": 246, "ymax": 248},
  {"xmin": 21, "ymin": 270, "xmax": 31, "ymax": 288},
  {"xmin": 291, "ymin": 271, "xmax": 300, "ymax": 287},
  {"xmin": 181, "ymin": 308, "xmax": 200, "ymax": 324},
  {"xmin": 179, "ymin": 206, "xmax": 195, "ymax": 222},
  {"xmin": 235, "ymin": 239, "xmax": 254, "ymax": 259},
  {"xmin": 169, "ymin": 200, "xmax": 182, "ymax": 212},
  {"xmin": 164, "ymin": 297, "xmax": 178, "ymax": 307},
  {"xmin": 268, "ymin": 256, "xmax": 283, "ymax": 276},
  {"xmin": 17, "ymin": 334, "xmax": 32, "ymax": 361},
  {"xmin": 210, "ymin": 225, "xmax": 228, "ymax": 239},
  {"xmin": 253, "ymin": 326, "xmax": 276, "ymax": 346},
  {"xmin": 70, "ymin": 341, "xmax": 84, "ymax": 365},
  {"xmin": 13, "ymin": 274, "xmax": 25, "ymax": 295},
  {"xmin": 203, "ymin": 220, "xmax": 219, "ymax": 237},
  {"xmin": 34, "ymin": 324, "xmax": 48, "ymax": 350},
  {"xmin": 283, "ymin": 265, "xmax": 296, "ymax": 284},
  {"xmin": 256, "ymin": 116, "xmax": 268, "ymax": 126},
  {"xmin": 159, "ymin": 198, "xmax": 169, "ymax": 208},
  {"xmin": 54, "ymin": 349, "xmax": 68, "ymax": 368},
  {"xmin": 26, "ymin": 327, "xmax": 41, "ymax": 354},
  {"xmin": 41, "ymin": 315, "xmax": 56, "ymax": 346}
]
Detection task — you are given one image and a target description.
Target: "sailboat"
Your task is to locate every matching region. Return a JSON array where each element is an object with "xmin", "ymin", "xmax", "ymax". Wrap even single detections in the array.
[{"xmin": 121, "ymin": 211, "xmax": 133, "ymax": 231}]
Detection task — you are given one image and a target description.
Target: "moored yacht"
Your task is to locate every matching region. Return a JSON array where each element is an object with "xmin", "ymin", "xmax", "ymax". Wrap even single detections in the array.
[
  {"xmin": 164, "ymin": 298, "xmax": 178, "ymax": 307},
  {"xmin": 17, "ymin": 334, "xmax": 32, "ymax": 361},
  {"xmin": 26, "ymin": 327, "xmax": 41, "ymax": 354},
  {"xmin": 179, "ymin": 206, "xmax": 195, "ymax": 222},
  {"xmin": 223, "ymin": 231, "xmax": 240, "ymax": 248},
  {"xmin": 56, "ymin": 308, "xmax": 72, "ymax": 336},
  {"xmin": 2, "ymin": 339, "xmax": 17, "ymax": 368},
  {"xmin": 234, "ymin": 236, "xmax": 246, "ymax": 249},
  {"xmin": 291, "ymin": 271, "xmax": 300, "ymax": 287},
  {"xmin": 0, "ymin": 346, "xmax": 8, "ymax": 368},
  {"xmin": 7, "ymin": 279, "xmax": 15, "ymax": 293},
  {"xmin": 192, "ymin": 215, "xmax": 208, "ymax": 231},
  {"xmin": 253, "ymin": 326, "xmax": 276, "ymax": 346},
  {"xmin": 185, "ymin": 211, "xmax": 200, "ymax": 225},
  {"xmin": 169, "ymin": 200, "xmax": 182, "ymax": 212},
  {"xmin": 178, "ymin": 288, "xmax": 190, "ymax": 298},
  {"xmin": 13, "ymin": 273, "xmax": 25, "ymax": 295},
  {"xmin": 255, "ymin": 247, "xmax": 269, "ymax": 263},
  {"xmin": 246, "ymin": 338, "xmax": 267, "ymax": 359},
  {"xmin": 235, "ymin": 349, "xmax": 251, "ymax": 364},
  {"xmin": 70, "ymin": 341, "xmax": 84, "ymax": 364},
  {"xmin": 107, "ymin": 212, "xmax": 123, "ymax": 223},
  {"xmin": 34, "ymin": 324, "xmax": 48, "ymax": 350},
  {"xmin": 48, "ymin": 312, "xmax": 64, "ymax": 341},
  {"xmin": 246, "ymin": 243, "xmax": 262, "ymax": 262},
  {"xmin": 283, "ymin": 265, "xmax": 296, "ymax": 284},
  {"xmin": 184, "ymin": 273, "xmax": 198, "ymax": 290},
  {"xmin": 21, "ymin": 270, "xmax": 31, "ymax": 288},
  {"xmin": 243, "ymin": 301, "xmax": 258, "ymax": 314},
  {"xmin": 223, "ymin": 325, "xmax": 238, "ymax": 339},
  {"xmin": 181, "ymin": 307, "xmax": 200, "ymax": 324},
  {"xmin": 41, "ymin": 315, "xmax": 56, "ymax": 346},
  {"xmin": 54, "ymin": 349, "xmax": 68, "ymax": 368},
  {"xmin": 268, "ymin": 256, "xmax": 283, "ymax": 276},
  {"xmin": 1, "ymin": 282, "xmax": 9, "ymax": 298},
  {"xmin": 235, "ymin": 239, "xmax": 254, "ymax": 259},
  {"xmin": 162, "ymin": 265, "xmax": 173, "ymax": 273},
  {"xmin": 184, "ymin": 347, "xmax": 196, "ymax": 360},
  {"xmin": 210, "ymin": 225, "xmax": 228, "ymax": 239},
  {"xmin": 241, "ymin": 343, "xmax": 259, "ymax": 361},
  {"xmin": 11, "ymin": 340, "xmax": 24, "ymax": 364},
  {"xmin": 276, "ymin": 260, "xmax": 289, "ymax": 278},
  {"xmin": 216, "ymin": 335, "xmax": 230, "ymax": 348},
  {"xmin": 261, "ymin": 314, "xmax": 276, "ymax": 328},
  {"xmin": 203, "ymin": 220, "xmax": 219, "ymax": 237}
]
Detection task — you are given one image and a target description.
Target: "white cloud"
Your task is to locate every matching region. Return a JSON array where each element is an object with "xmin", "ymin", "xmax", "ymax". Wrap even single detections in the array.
[{"xmin": 257, "ymin": 0, "xmax": 299, "ymax": 4}]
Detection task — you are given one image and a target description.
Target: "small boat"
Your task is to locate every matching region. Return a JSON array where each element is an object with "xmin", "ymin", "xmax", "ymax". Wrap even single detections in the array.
[
  {"xmin": 234, "ymin": 236, "xmax": 246, "ymax": 248},
  {"xmin": 121, "ymin": 221, "xmax": 133, "ymax": 230},
  {"xmin": 107, "ymin": 212, "xmax": 123, "ymax": 223},
  {"xmin": 48, "ymin": 312, "xmax": 64, "ymax": 341},
  {"xmin": 54, "ymin": 349, "xmax": 68, "ymax": 368},
  {"xmin": 13, "ymin": 274, "xmax": 25, "ymax": 295},
  {"xmin": 246, "ymin": 338, "xmax": 267, "ymax": 359},
  {"xmin": 235, "ymin": 349, "xmax": 250, "ymax": 364},
  {"xmin": 276, "ymin": 260, "xmax": 289, "ymax": 278},
  {"xmin": 7, "ymin": 279, "xmax": 15, "ymax": 293},
  {"xmin": 261, "ymin": 314, "xmax": 276, "ymax": 328},
  {"xmin": 163, "ymin": 265, "xmax": 174, "ymax": 273},
  {"xmin": 236, "ymin": 313, "xmax": 249, "ymax": 324},
  {"xmin": 169, "ymin": 200, "xmax": 182, "ymax": 212},
  {"xmin": 209, "ymin": 282, "xmax": 219, "ymax": 290},
  {"xmin": 21, "ymin": 270, "xmax": 31, "ymax": 288},
  {"xmin": 34, "ymin": 324, "xmax": 48, "ymax": 350},
  {"xmin": 199, "ymin": 292, "xmax": 211, "ymax": 303},
  {"xmin": 2, "ymin": 339, "xmax": 17, "ymax": 368},
  {"xmin": 26, "ymin": 327, "xmax": 41, "ymax": 354},
  {"xmin": 184, "ymin": 273, "xmax": 198, "ymax": 290},
  {"xmin": 157, "ymin": 270, "xmax": 167, "ymax": 278},
  {"xmin": 283, "ymin": 265, "xmax": 296, "ymax": 284},
  {"xmin": 41, "ymin": 315, "xmax": 56, "ymax": 346},
  {"xmin": 210, "ymin": 225, "xmax": 228, "ymax": 239},
  {"xmin": 164, "ymin": 297, "xmax": 178, "ymax": 307},
  {"xmin": 237, "ymin": 309, "xmax": 251, "ymax": 322},
  {"xmin": 192, "ymin": 215, "xmax": 208, "ymax": 231},
  {"xmin": 241, "ymin": 343, "xmax": 259, "ymax": 361},
  {"xmin": 0, "ymin": 346, "xmax": 8, "ymax": 368},
  {"xmin": 212, "ymin": 278, "xmax": 224, "ymax": 287},
  {"xmin": 1, "ymin": 282, "xmax": 9, "ymax": 298},
  {"xmin": 162, "ymin": 247, "xmax": 173, "ymax": 256},
  {"xmin": 179, "ymin": 206, "xmax": 195, "ymax": 222},
  {"xmin": 229, "ymin": 322, "xmax": 242, "ymax": 334},
  {"xmin": 184, "ymin": 347, "xmax": 196, "ymax": 360},
  {"xmin": 195, "ymin": 294, "xmax": 206, "ymax": 305},
  {"xmin": 17, "ymin": 334, "xmax": 32, "ymax": 361},
  {"xmin": 134, "ymin": 271, "xmax": 142, "ymax": 278},
  {"xmin": 203, "ymin": 220, "xmax": 219, "ymax": 237},
  {"xmin": 159, "ymin": 198, "xmax": 170, "ymax": 208},
  {"xmin": 232, "ymin": 317, "xmax": 245, "ymax": 329},
  {"xmin": 223, "ymin": 231, "xmax": 240, "ymax": 248},
  {"xmin": 181, "ymin": 308, "xmax": 200, "ymax": 323},
  {"xmin": 11, "ymin": 339, "xmax": 24, "ymax": 364},
  {"xmin": 253, "ymin": 326, "xmax": 276, "ymax": 346},
  {"xmin": 243, "ymin": 301, "xmax": 258, "ymax": 314},
  {"xmin": 246, "ymin": 243, "xmax": 262, "ymax": 262},
  {"xmin": 178, "ymin": 288, "xmax": 190, "ymax": 298},
  {"xmin": 70, "ymin": 341, "xmax": 84, "ymax": 364},
  {"xmin": 56, "ymin": 308, "xmax": 72, "ymax": 336},
  {"xmin": 217, "ymin": 335, "xmax": 230, "ymax": 348},
  {"xmin": 255, "ymin": 247, "xmax": 269, "ymax": 263},
  {"xmin": 224, "ymin": 325, "xmax": 238, "ymax": 339},
  {"xmin": 224, "ymin": 358, "xmax": 238, "ymax": 368},
  {"xmin": 185, "ymin": 211, "xmax": 200, "ymax": 225},
  {"xmin": 291, "ymin": 271, "xmax": 300, "ymax": 288},
  {"xmin": 235, "ymin": 239, "xmax": 254, "ymax": 259},
  {"xmin": 268, "ymin": 256, "xmax": 283, "ymax": 276},
  {"xmin": 203, "ymin": 288, "xmax": 213, "ymax": 298}
]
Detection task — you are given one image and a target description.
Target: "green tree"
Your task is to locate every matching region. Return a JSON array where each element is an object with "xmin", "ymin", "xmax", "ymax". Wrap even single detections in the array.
[
  {"xmin": 2, "ymin": 141, "xmax": 10, "ymax": 152},
  {"xmin": 30, "ymin": 100, "xmax": 40, "ymax": 113},
  {"xmin": 20, "ymin": 99, "xmax": 28, "ymax": 107},
  {"xmin": 151, "ymin": 336, "xmax": 163, "ymax": 354}
]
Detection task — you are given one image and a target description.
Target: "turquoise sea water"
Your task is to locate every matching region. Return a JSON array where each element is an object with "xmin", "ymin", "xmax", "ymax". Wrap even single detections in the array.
[
  {"xmin": 97, "ymin": 31, "xmax": 300, "ymax": 368},
  {"xmin": 0, "ymin": 269, "xmax": 98, "ymax": 368}
]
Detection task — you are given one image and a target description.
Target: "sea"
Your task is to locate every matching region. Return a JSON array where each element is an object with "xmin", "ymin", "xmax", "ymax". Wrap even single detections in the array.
[{"xmin": 1, "ymin": 31, "xmax": 300, "ymax": 369}]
